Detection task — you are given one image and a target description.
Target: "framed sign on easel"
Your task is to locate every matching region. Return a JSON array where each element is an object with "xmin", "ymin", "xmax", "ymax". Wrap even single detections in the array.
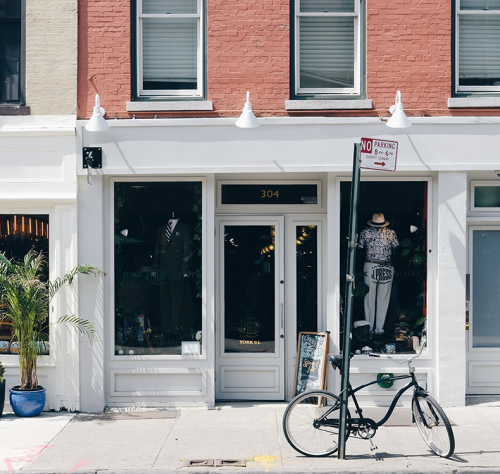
[{"xmin": 293, "ymin": 331, "xmax": 330, "ymax": 397}]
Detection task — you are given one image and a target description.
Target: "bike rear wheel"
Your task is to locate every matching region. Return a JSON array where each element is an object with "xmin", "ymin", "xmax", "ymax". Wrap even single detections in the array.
[
  {"xmin": 283, "ymin": 390, "xmax": 349, "ymax": 457},
  {"xmin": 412, "ymin": 394, "xmax": 455, "ymax": 458}
]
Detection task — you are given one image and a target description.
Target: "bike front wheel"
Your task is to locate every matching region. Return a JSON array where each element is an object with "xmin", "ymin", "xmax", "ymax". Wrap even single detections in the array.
[
  {"xmin": 283, "ymin": 390, "xmax": 349, "ymax": 457},
  {"xmin": 412, "ymin": 394, "xmax": 455, "ymax": 458}
]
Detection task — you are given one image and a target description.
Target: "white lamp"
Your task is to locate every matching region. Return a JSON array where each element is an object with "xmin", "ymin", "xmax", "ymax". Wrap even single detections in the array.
[
  {"xmin": 235, "ymin": 91, "xmax": 260, "ymax": 129},
  {"xmin": 85, "ymin": 94, "xmax": 110, "ymax": 132},
  {"xmin": 386, "ymin": 91, "xmax": 411, "ymax": 129}
]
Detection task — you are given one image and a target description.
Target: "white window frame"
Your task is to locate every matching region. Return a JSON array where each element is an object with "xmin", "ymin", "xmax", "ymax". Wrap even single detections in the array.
[
  {"xmin": 295, "ymin": 0, "xmax": 360, "ymax": 96},
  {"xmin": 136, "ymin": 0, "xmax": 203, "ymax": 98},
  {"xmin": 470, "ymin": 180, "xmax": 500, "ymax": 212},
  {"xmin": 456, "ymin": 0, "xmax": 500, "ymax": 93}
]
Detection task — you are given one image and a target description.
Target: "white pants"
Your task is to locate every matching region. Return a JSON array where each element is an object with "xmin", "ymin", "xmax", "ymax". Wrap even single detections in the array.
[{"xmin": 363, "ymin": 262, "xmax": 394, "ymax": 332}]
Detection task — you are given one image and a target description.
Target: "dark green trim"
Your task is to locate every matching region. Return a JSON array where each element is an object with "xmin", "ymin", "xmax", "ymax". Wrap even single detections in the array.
[
  {"xmin": 289, "ymin": 0, "xmax": 366, "ymax": 101},
  {"xmin": 130, "ymin": 0, "xmax": 207, "ymax": 102},
  {"xmin": 452, "ymin": 2, "xmax": 500, "ymax": 98}
]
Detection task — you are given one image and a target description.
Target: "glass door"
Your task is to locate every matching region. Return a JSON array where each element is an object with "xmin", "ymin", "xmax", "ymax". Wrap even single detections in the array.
[
  {"xmin": 216, "ymin": 216, "xmax": 284, "ymax": 400},
  {"xmin": 467, "ymin": 227, "xmax": 500, "ymax": 394}
]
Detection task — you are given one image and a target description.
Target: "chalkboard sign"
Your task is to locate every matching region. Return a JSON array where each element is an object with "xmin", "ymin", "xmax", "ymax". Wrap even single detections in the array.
[{"xmin": 293, "ymin": 332, "xmax": 330, "ymax": 397}]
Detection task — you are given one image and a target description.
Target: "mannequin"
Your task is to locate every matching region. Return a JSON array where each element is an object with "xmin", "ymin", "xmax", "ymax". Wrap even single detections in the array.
[
  {"xmin": 153, "ymin": 211, "xmax": 194, "ymax": 335},
  {"xmin": 358, "ymin": 213, "xmax": 399, "ymax": 334}
]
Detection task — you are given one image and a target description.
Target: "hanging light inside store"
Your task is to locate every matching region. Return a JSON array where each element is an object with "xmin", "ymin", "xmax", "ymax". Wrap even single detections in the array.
[
  {"xmin": 85, "ymin": 94, "xmax": 110, "ymax": 132},
  {"xmin": 386, "ymin": 91, "xmax": 411, "ymax": 129},
  {"xmin": 235, "ymin": 91, "xmax": 260, "ymax": 129}
]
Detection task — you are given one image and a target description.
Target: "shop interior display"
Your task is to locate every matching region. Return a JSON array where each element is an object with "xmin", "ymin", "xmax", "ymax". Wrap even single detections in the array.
[
  {"xmin": 114, "ymin": 182, "xmax": 202, "ymax": 356},
  {"xmin": 340, "ymin": 182, "xmax": 428, "ymax": 354}
]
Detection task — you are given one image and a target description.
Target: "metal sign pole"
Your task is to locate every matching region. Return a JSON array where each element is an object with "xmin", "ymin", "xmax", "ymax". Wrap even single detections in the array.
[{"xmin": 338, "ymin": 143, "xmax": 361, "ymax": 459}]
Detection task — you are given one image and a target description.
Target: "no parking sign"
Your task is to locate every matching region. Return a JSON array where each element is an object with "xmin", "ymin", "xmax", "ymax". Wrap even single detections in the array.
[{"xmin": 360, "ymin": 138, "xmax": 398, "ymax": 172}]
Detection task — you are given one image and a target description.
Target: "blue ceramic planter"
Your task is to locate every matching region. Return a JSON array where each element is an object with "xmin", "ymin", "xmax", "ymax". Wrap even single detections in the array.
[{"xmin": 10, "ymin": 386, "xmax": 46, "ymax": 417}]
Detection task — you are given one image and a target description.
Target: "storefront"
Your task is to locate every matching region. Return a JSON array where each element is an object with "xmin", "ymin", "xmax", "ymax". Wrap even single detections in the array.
[{"xmin": 70, "ymin": 116, "xmax": 500, "ymax": 411}]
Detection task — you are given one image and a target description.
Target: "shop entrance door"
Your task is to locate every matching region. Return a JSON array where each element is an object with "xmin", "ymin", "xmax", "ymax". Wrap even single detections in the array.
[
  {"xmin": 215, "ymin": 216, "xmax": 285, "ymax": 400},
  {"xmin": 467, "ymin": 226, "xmax": 500, "ymax": 394}
]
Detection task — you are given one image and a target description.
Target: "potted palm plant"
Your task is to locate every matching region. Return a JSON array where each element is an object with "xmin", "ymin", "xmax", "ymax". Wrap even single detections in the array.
[{"xmin": 0, "ymin": 251, "xmax": 105, "ymax": 417}]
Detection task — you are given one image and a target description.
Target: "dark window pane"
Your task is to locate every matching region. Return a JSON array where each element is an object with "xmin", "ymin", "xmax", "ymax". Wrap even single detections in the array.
[
  {"xmin": 224, "ymin": 225, "xmax": 275, "ymax": 353},
  {"xmin": 114, "ymin": 182, "xmax": 203, "ymax": 356},
  {"xmin": 474, "ymin": 186, "xmax": 500, "ymax": 208},
  {"xmin": 296, "ymin": 225, "xmax": 318, "ymax": 337},
  {"xmin": 0, "ymin": 0, "xmax": 20, "ymax": 18},
  {"xmin": 0, "ymin": 22, "xmax": 20, "ymax": 102},
  {"xmin": 221, "ymin": 184, "xmax": 318, "ymax": 205}
]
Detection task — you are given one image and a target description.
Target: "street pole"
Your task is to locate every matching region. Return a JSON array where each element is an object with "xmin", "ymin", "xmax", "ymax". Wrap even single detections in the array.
[{"xmin": 338, "ymin": 142, "xmax": 361, "ymax": 459}]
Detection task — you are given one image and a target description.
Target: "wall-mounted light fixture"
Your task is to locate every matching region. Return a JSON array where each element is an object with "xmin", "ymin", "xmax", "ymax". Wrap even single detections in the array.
[
  {"xmin": 386, "ymin": 91, "xmax": 411, "ymax": 129},
  {"xmin": 85, "ymin": 94, "xmax": 109, "ymax": 132},
  {"xmin": 235, "ymin": 91, "xmax": 260, "ymax": 129}
]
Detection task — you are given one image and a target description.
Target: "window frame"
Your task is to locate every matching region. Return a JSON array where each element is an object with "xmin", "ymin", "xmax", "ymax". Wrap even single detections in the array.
[
  {"xmin": 291, "ymin": 0, "xmax": 365, "ymax": 100},
  {"xmin": 131, "ymin": 0, "xmax": 206, "ymax": 101},
  {"xmin": 470, "ymin": 181, "xmax": 500, "ymax": 212},
  {"xmin": 454, "ymin": 0, "xmax": 500, "ymax": 95},
  {"xmin": 0, "ymin": 0, "xmax": 26, "ymax": 106},
  {"xmin": 109, "ymin": 177, "xmax": 208, "ymax": 361}
]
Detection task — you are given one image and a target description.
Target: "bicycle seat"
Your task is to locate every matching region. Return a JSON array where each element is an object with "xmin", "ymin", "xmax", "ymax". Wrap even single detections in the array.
[{"xmin": 328, "ymin": 353, "xmax": 354, "ymax": 370}]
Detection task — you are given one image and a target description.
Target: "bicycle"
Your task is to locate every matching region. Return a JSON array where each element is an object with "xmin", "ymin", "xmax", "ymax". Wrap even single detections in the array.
[{"xmin": 283, "ymin": 342, "xmax": 455, "ymax": 458}]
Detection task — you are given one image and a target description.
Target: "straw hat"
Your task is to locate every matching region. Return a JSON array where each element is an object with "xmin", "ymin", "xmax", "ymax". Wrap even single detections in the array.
[{"xmin": 367, "ymin": 213, "xmax": 389, "ymax": 227}]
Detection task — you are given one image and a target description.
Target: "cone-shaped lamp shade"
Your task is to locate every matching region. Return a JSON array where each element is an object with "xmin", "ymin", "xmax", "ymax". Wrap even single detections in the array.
[
  {"xmin": 235, "ymin": 91, "xmax": 260, "ymax": 128},
  {"xmin": 386, "ymin": 91, "xmax": 411, "ymax": 129},
  {"xmin": 85, "ymin": 94, "xmax": 110, "ymax": 132}
]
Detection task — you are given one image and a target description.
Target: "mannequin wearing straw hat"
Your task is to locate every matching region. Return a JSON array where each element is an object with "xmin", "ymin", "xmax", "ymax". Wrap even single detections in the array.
[{"xmin": 358, "ymin": 213, "xmax": 399, "ymax": 334}]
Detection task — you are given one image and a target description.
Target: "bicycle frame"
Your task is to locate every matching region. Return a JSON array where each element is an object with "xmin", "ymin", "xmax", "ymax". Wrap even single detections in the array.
[{"xmin": 318, "ymin": 369, "xmax": 429, "ymax": 431}]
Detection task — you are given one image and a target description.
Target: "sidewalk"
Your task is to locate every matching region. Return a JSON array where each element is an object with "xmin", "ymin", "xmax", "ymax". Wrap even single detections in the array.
[{"xmin": 1, "ymin": 397, "xmax": 499, "ymax": 474}]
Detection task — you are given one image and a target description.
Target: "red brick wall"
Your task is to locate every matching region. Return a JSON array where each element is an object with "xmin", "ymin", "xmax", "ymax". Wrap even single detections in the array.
[
  {"xmin": 366, "ymin": 0, "xmax": 452, "ymax": 116},
  {"xmin": 78, "ymin": 0, "xmax": 482, "ymax": 119},
  {"xmin": 78, "ymin": 0, "xmax": 131, "ymax": 119}
]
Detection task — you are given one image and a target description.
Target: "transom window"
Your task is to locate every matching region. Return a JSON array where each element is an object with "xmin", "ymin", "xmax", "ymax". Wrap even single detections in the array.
[
  {"xmin": 294, "ymin": 0, "xmax": 360, "ymax": 95},
  {"xmin": 135, "ymin": 0, "xmax": 203, "ymax": 98},
  {"xmin": 456, "ymin": 0, "xmax": 500, "ymax": 93}
]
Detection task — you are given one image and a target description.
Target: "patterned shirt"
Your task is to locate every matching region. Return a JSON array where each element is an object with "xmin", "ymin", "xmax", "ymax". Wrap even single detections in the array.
[{"xmin": 358, "ymin": 227, "xmax": 399, "ymax": 262}]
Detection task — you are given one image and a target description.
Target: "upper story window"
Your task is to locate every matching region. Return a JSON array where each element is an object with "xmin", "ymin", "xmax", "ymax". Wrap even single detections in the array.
[
  {"xmin": 456, "ymin": 0, "xmax": 500, "ymax": 93},
  {"xmin": 0, "ymin": 0, "xmax": 23, "ymax": 104},
  {"xmin": 293, "ymin": 0, "xmax": 360, "ymax": 96},
  {"xmin": 134, "ymin": 0, "xmax": 203, "ymax": 99}
]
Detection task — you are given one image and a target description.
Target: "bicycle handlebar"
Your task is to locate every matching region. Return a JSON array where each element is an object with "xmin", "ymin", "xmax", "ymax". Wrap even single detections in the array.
[{"xmin": 368, "ymin": 336, "xmax": 427, "ymax": 364}]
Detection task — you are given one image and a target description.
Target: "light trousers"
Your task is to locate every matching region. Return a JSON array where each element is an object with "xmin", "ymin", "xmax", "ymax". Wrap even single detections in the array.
[{"xmin": 363, "ymin": 261, "xmax": 394, "ymax": 332}]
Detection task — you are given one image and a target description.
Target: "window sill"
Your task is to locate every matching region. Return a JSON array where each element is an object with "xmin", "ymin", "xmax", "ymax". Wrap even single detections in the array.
[
  {"xmin": 286, "ymin": 100, "xmax": 372, "ymax": 110},
  {"xmin": 126, "ymin": 101, "xmax": 213, "ymax": 112},
  {"xmin": 0, "ymin": 105, "xmax": 30, "ymax": 116},
  {"xmin": 448, "ymin": 97, "xmax": 500, "ymax": 108}
]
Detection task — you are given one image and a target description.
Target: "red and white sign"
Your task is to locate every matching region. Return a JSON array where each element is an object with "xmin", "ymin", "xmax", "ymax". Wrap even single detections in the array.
[{"xmin": 360, "ymin": 138, "xmax": 398, "ymax": 173}]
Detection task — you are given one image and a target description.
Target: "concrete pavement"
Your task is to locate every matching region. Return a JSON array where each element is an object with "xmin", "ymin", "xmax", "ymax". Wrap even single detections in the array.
[{"xmin": 0, "ymin": 397, "xmax": 499, "ymax": 473}]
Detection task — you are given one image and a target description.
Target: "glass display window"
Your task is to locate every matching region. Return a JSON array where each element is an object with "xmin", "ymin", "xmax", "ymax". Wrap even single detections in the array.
[
  {"xmin": 0, "ymin": 214, "xmax": 50, "ymax": 352},
  {"xmin": 113, "ymin": 182, "xmax": 202, "ymax": 356},
  {"xmin": 339, "ymin": 181, "xmax": 428, "ymax": 355}
]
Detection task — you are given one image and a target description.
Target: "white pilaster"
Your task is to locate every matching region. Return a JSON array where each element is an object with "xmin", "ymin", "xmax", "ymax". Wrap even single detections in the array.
[{"xmin": 436, "ymin": 171, "xmax": 467, "ymax": 406}]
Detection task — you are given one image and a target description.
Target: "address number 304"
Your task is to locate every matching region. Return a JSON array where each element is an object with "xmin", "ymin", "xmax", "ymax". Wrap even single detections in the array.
[{"xmin": 261, "ymin": 190, "xmax": 279, "ymax": 198}]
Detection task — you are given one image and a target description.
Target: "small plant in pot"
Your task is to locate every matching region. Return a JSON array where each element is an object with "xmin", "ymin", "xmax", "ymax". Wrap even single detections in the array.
[
  {"xmin": 0, "ymin": 251, "xmax": 105, "ymax": 417},
  {"xmin": 0, "ymin": 361, "xmax": 5, "ymax": 417}
]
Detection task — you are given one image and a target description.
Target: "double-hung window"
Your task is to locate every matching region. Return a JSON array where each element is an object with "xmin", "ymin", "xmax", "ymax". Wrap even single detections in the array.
[
  {"xmin": 0, "ymin": 0, "xmax": 22, "ymax": 104},
  {"xmin": 294, "ymin": 0, "xmax": 360, "ymax": 96},
  {"xmin": 135, "ymin": 0, "xmax": 203, "ymax": 98},
  {"xmin": 456, "ymin": 0, "xmax": 500, "ymax": 93}
]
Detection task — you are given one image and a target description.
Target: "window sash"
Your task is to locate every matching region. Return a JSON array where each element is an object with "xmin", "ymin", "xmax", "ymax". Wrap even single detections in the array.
[
  {"xmin": 456, "ymin": 1, "xmax": 500, "ymax": 92},
  {"xmin": 136, "ymin": 0, "xmax": 203, "ymax": 97},
  {"xmin": 295, "ymin": 4, "xmax": 359, "ymax": 95}
]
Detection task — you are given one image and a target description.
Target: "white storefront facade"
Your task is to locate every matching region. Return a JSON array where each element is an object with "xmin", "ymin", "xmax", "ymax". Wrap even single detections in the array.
[{"xmin": 2, "ymin": 116, "xmax": 500, "ymax": 413}]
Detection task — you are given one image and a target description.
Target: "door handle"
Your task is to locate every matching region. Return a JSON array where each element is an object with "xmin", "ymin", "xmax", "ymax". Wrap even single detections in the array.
[{"xmin": 281, "ymin": 303, "xmax": 284, "ymax": 329}]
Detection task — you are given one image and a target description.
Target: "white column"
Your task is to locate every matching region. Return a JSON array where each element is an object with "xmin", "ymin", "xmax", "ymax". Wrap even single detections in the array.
[
  {"xmin": 436, "ymin": 172, "xmax": 467, "ymax": 407},
  {"xmin": 78, "ymin": 174, "xmax": 106, "ymax": 413}
]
